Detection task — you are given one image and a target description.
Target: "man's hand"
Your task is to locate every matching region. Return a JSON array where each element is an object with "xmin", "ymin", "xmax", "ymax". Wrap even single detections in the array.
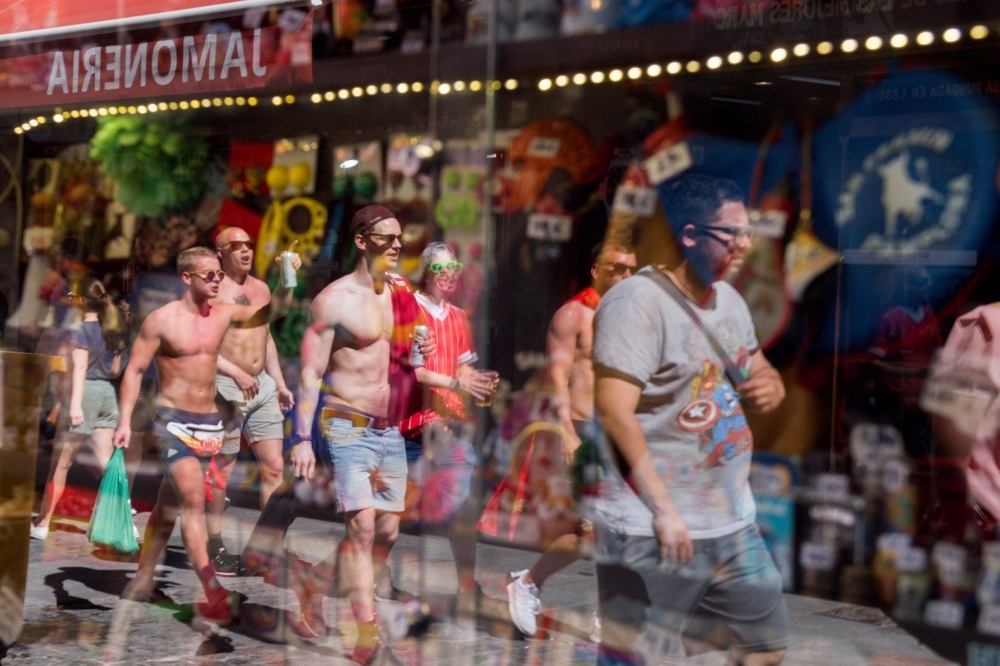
[
  {"xmin": 69, "ymin": 403, "xmax": 84, "ymax": 428},
  {"xmin": 458, "ymin": 370, "xmax": 493, "ymax": 401},
  {"xmin": 290, "ymin": 441, "xmax": 316, "ymax": 480},
  {"xmin": 418, "ymin": 328, "xmax": 437, "ymax": 358},
  {"xmin": 233, "ymin": 368, "xmax": 260, "ymax": 399},
  {"xmin": 113, "ymin": 424, "xmax": 132, "ymax": 449},
  {"xmin": 653, "ymin": 505, "xmax": 692, "ymax": 563},
  {"xmin": 277, "ymin": 385, "xmax": 295, "ymax": 412},
  {"xmin": 738, "ymin": 369, "xmax": 784, "ymax": 414},
  {"xmin": 273, "ymin": 239, "xmax": 303, "ymax": 270}
]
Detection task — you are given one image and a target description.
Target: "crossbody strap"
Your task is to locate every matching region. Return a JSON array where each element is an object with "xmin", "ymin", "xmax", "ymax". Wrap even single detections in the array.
[{"xmin": 641, "ymin": 268, "xmax": 749, "ymax": 388}]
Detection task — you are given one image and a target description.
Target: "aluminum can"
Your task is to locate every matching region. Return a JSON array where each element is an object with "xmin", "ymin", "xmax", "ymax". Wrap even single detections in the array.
[
  {"xmin": 410, "ymin": 325, "xmax": 429, "ymax": 366},
  {"xmin": 280, "ymin": 251, "xmax": 297, "ymax": 289}
]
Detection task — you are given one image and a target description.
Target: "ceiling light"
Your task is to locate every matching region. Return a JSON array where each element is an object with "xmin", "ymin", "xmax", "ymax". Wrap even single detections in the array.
[
  {"xmin": 470, "ymin": 80, "xmax": 482, "ymax": 91},
  {"xmin": 138, "ymin": 106, "xmax": 147, "ymax": 114},
  {"xmin": 793, "ymin": 43, "xmax": 809, "ymax": 56},
  {"xmin": 324, "ymin": 91, "xmax": 335, "ymax": 101},
  {"xmin": 865, "ymin": 36, "xmax": 883, "ymax": 50},
  {"xmin": 127, "ymin": 106, "xmax": 137, "ymax": 113},
  {"xmin": 771, "ymin": 48, "xmax": 787, "ymax": 62},
  {"xmin": 272, "ymin": 96, "xmax": 283, "ymax": 105},
  {"xmin": 504, "ymin": 78, "xmax": 518, "ymax": 90},
  {"xmin": 666, "ymin": 61, "xmax": 682, "ymax": 74},
  {"xmin": 236, "ymin": 97, "xmax": 246, "ymax": 105},
  {"xmin": 108, "ymin": 107, "xmax": 118, "ymax": 114},
  {"xmin": 13, "ymin": 127, "xmax": 22, "ymax": 134},
  {"xmin": 538, "ymin": 78, "xmax": 552, "ymax": 91},
  {"xmin": 590, "ymin": 71, "xmax": 604, "ymax": 83},
  {"xmin": 397, "ymin": 83, "xmax": 409, "ymax": 93},
  {"xmin": 971, "ymin": 25, "xmax": 989, "ymax": 40},
  {"xmin": 841, "ymin": 38, "xmax": 858, "ymax": 52},
  {"xmin": 627, "ymin": 67, "xmax": 642, "ymax": 79},
  {"xmin": 366, "ymin": 85, "xmax": 378, "ymax": 95},
  {"xmin": 686, "ymin": 60, "xmax": 701, "ymax": 72},
  {"xmin": 492, "ymin": 80, "xmax": 502, "ymax": 90},
  {"xmin": 412, "ymin": 82, "xmax": 424, "ymax": 92},
  {"xmin": 890, "ymin": 34, "xmax": 908, "ymax": 48},
  {"xmin": 169, "ymin": 102, "xmax": 179, "ymax": 110},
  {"xmin": 916, "ymin": 31, "xmax": 934, "ymax": 46},
  {"xmin": 609, "ymin": 69, "xmax": 624, "ymax": 81},
  {"xmin": 817, "ymin": 41, "xmax": 833, "ymax": 54},
  {"xmin": 53, "ymin": 113, "xmax": 64, "ymax": 122},
  {"xmin": 454, "ymin": 81, "xmax": 466, "ymax": 91},
  {"xmin": 311, "ymin": 93, "xmax": 322, "ymax": 103},
  {"xmin": 943, "ymin": 28, "xmax": 961, "ymax": 43},
  {"xmin": 117, "ymin": 106, "xmax": 127, "ymax": 113},
  {"xmin": 381, "ymin": 83, "xmax": 393, "ymax": 93},
  {"xmin": 707, "ymin": 56, "xmax": 722, "ymax": 69},
  {"xmin": 439, "ymin": 82, "xmax": 451, "ymax": 94},
  {"xmin": 647, "ymin": 64, "xmax": 662, "ymax": 77},
  {"xmin": 159, "ymin": 102, "xmax": 168, "ymax": 110},
  {"xmin": 284, "ymin": 95, "xmax": 295, "ymax": 103},
  {"xmin": 414, "ymin": 144, "xmax": 435, "ymax": 159},
  {"xmin": 146, "ymin": 104, "xmax": 157, "ymax": 113},
  {"xmin": 338, "ymin": 89, "xmax": 349, "ymax": 99},
  {"xmin": 28, "ymin": 119, "xmax": 37, "ymax": 126},
  {"xmin": 573, "ymin": 73, "xmax": 586, "ymax": 85},
  {"xmin": 248, "ymin": 97, "xmax": 258, "ymax": 106},
  {"xmin": 340, "ymin": 159, "xmax": 359, "ymax": 169},
  {"xmin": 727, "ymin": 52, "xmax": 743, "ymax": 65},
  {"xmin": 352, "ymin": 87, "xmax": 363, "ymax": 97},
  {"xmin": 748, "ymin": 51, "xmax": 762, "ymax": 62},
  {"xmin": 201, "ymin": 98, "xmax": 211, "ymax": 107},
  {"xmin": 555, "ymin": 75, "xmax": 569, "ymax": 87}
]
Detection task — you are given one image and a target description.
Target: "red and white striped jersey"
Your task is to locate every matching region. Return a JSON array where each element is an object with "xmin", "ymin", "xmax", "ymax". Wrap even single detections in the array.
[{"xmin": 399, "ymin": 292, "xmax": 478, "ymax": 436}]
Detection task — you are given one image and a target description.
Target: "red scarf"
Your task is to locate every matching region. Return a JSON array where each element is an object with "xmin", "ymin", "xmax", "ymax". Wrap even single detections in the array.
[
  {"xmin": 387, "ymin": 272, "xmax": 422, "ymax": 428},
  {"xmin": 568, "ymin": 286, "xmax": 600, "ymax": 310}
]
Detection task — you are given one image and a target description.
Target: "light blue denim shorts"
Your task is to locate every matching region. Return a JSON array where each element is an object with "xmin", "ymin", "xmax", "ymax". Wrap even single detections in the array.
[{"xmin": 321, "ymin": 413, "xmax": 407, "ymax": 513}]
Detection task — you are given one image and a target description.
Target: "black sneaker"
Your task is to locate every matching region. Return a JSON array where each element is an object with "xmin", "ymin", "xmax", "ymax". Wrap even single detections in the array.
[{"xmin": 211, "ymin": 545, "xmax": 238, "ymax": 577}]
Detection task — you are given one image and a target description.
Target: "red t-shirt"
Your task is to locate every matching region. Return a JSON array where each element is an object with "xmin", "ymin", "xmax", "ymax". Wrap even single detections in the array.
[
  {"xmin": 399, "ymin": 292, "xmax": 478, "ymax": 437},
  {"xmin": 387, "ymin": 272, "xmax": 424, "ymax": 428}
]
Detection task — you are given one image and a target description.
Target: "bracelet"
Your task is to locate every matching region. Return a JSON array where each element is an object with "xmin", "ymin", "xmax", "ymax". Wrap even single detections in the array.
[
  {"xmin": 292, "ymin": 434, "xmax": 312, "ymax": 445},
  {"xmin": 449, "ymin": 377, "xmax": 460, "ymax": 391}
]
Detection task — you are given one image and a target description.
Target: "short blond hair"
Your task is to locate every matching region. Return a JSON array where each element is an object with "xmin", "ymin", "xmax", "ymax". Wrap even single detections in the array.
[{"xmin": 177, "ymin": 246, "xmax": 219, "ymax": 275}]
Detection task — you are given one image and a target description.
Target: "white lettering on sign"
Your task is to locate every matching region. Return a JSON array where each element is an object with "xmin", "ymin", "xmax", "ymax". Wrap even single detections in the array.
[
  {"xmin": 643, "ymin": 142, "xmax": 693, "ymax": 185},
  {"xmin": 815, "ymin": 473, "xmax": 849, "ymax": 500},
  {"xmin": 527, "ymin": 214, "xmax": 573, "ymax": 242},
  {"xmin": 977, "ymin": 605, "xmax": 1000, "ymax": 637},
  {"xmin": 527, "ymin": 137, "xmax": 561, "ymax": 159},
  {"xmin": 613, "ymin": 186, "xmax": 657, "ymax": 217},
  {"xmin": 799, "ymin": 542, "xmax": 836, "ymax": 571},
  {"xmin": 924, "ymin": 600, "xmax": 964, "ymax": 629},
  {"xmin": 46, "ymin": 29, "xmax": 269, "ymax": 97}
]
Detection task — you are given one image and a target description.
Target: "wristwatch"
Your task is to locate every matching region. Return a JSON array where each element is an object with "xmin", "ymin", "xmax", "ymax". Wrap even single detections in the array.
[
  {"xmin": 291, "ymin": 433, "xmax": 313, "ymax": 446},
  {"xmin": 449, "ymin": 377, "xmax": 461, "ymax": 391}
]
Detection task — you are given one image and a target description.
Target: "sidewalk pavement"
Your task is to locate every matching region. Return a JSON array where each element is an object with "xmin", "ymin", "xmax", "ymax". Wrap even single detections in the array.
[{"xmin": 7, "ymin": 505, "xmax": 954, "ymax": 665}]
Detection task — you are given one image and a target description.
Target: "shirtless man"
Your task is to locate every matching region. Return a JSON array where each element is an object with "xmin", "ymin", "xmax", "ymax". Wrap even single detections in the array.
[
  {"xmin": 205, "ymin": 228, "xmax": 299, "ymax": 575},
  {"xmin": 114, "ymin": 245, "xmax": 296, "ymax": 623},
  {"xmin": 293, "ymin": 205, "xmax": 430, "ymax": 663},
  {"xmin": 507, "ymin": 241, "xmax": 636, "ymax": 637}
]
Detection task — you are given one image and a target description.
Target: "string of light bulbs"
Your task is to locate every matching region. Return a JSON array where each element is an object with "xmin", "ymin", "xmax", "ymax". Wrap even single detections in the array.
[{"xmin": 9, "ymin": 23, "xmax": 994, "ymax": 136}]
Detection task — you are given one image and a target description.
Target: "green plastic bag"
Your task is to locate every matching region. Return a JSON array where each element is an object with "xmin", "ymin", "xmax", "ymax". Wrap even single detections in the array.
[{"xmin": 87, "ymin": 448, "xmax": 139, "ymax": 553}]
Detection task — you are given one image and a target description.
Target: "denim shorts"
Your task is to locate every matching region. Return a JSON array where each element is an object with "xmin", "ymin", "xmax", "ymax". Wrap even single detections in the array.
[
  {"xmin": 321, "ymin": 414, "xmax": 407, "ymax": 513},
  {"xmin": 595, "ymin": 523, "xmax": 790, "ymax": 663}
]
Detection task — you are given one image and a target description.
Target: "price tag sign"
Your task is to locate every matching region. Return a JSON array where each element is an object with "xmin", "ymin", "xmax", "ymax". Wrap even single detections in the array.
[
  {"xmin": 643, "ymin": 142, "xmax": 693, "ymax": 185},
  {"xmin": 876, "ymin": 532, "xmax": 911, "ymax": 556},
  {"xmin": 978, "ymin": 605, "xmax": 1000, "ymax": 636},
  {"xmin": 816, "ymin": 473, "xmax": 850, "ymax": 500},
  {"xmin": 924, "ymin": 600, "xmax": 964, "ymax": 629},
  {"xmin": 527, "ymin": 137, "xmax": 562, "ymax": 159},
  {"xmin": 881, "ymin": 459, "xmax": 910, "ymax": 494},
  {"xmin": 748, "ymin": 209, "xmax": 788, "ymax": 239},
  {"xmin": 526, "ymin": 214, "xmax": 573, "ymax": 242},
  {"xmin": 799, "ymin": 542, "xmax": 836, "ymax": 571},
  {"xmin": 896, "ymin": 547, "xmax": 928, "ymax": 573},
  {"xmin": 613, "ymin": 186, "xmax": 658, "ymax": 217}
]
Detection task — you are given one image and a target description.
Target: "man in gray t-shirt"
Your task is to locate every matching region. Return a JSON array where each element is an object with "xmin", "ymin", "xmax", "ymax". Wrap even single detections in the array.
[{"xmin": 592, "ymin": 174, "xmax": 790, "ymax": 666}]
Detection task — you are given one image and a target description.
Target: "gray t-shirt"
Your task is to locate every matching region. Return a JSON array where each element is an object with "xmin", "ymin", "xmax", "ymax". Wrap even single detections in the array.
[{"xmin": 592, "ymin": 266, "xmax": 758, "ymax": 539}]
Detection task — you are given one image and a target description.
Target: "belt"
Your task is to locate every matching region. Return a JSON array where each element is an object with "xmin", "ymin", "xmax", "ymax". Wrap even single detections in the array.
[{"xmin": 321, "ymin": 406, "xmax": 391, "ymax": 430}]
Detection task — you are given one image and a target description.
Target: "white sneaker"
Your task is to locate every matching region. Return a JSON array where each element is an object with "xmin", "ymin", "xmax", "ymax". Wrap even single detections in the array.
[
  {"xmin": 507, "ymin": 569, "xmax": 540, "ymax": 636},
  {"xmin": 30, "ymin": 525, "xmax": 49, "ymax": 540},
  {"xmin": 133, "ymin": 523, "xmax": 141, "ymax": 541}
]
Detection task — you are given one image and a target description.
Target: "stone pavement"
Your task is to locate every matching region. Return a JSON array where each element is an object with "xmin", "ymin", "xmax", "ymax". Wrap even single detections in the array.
[{"xmin": 6, "ymin": 505, "xmax": 954, "ymax": 665}]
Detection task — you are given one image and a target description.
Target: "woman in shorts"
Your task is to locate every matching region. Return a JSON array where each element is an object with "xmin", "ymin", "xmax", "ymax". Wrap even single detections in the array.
[{"xmin": 31, "ymin": 276, "xmax": 131, "ymax": 540}]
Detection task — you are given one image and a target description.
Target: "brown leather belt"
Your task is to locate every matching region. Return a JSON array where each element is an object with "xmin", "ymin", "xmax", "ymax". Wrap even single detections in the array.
[{"xmin": 321, "ymin": 406, "xmax": 390, "ymax": 430}]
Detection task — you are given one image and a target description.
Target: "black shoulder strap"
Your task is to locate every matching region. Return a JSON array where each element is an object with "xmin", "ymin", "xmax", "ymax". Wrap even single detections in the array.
[{"xmin": 641, "ymin": 269, "xmax": 748, "ymax": 388}]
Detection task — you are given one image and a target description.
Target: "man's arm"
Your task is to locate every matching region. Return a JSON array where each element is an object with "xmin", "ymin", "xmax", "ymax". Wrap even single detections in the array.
[
  {"xmin": 68, "ymin": 347, "xmax": 88, "ymax": 428},
  {"xmin": 547, "ymin": 303, "xmax": 583, "ymax": 450},
  {"xmin": 265, "ymin": 328, "xmax": 294, "ymax": 411},
  {"xmin": 293, "ymin": 295, "xmax": 335, "ymax": 480},
  {"xmin": 595, "ymin": 373, "xmax": 692, "ymax": 563},
  {"xmin": 113, "ymin": 315, "xmax": 162, "ymax": 448},
  {"xmin": 414, "ymin": 366, "xmax": 491, "ymax": 400},
  {"xmin": 217, "ymin": 354, "xmax": 260, "ymax": 398},
  {"xmin": 737, "ymin": 350, "xmax": 785, "ymax": 415}
]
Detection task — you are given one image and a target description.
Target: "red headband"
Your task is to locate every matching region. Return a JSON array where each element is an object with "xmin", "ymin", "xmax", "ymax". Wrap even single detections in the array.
[{"xmin": 351, "ymin": 205, "xmax": 396, "ymax": 236}]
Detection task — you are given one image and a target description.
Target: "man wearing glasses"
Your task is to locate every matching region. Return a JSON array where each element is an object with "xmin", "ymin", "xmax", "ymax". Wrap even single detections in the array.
[
  {"xmin": 114, "ymin": 245, "xmax": 297, "ymax": 625},
  {"xmin": 507, "ymin": 240, "xmax": 636, "ymax": 638},
  {"xmin": 201, "ymin": 227, "xmax": 301, "ymax": 576},
  {"xmin": 292, "ymin": 205, "xmax": 431, "ymax": 663},
  {"xmin": 593, "ymin": 174, "xmax": 789, "ymax": 666}
]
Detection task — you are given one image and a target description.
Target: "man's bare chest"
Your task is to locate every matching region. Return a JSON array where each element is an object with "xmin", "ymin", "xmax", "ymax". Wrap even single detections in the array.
[
  {"xmin": 160, "ymin": 316, "xmax": 227, "ymax": 356},
  {"xmin": 333, "ymin": 291, "xmax": 394, "ymax": 350}
]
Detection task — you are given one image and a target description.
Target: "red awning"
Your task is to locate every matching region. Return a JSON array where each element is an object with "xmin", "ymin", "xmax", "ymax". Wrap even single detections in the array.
[{"xmin": 0, "ymin": 0, "xmax": 302, "ymax": 44}]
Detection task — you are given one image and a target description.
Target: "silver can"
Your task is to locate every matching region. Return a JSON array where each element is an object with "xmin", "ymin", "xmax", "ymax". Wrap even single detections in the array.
[
  {"xmin": 410, "ymin": 325, "xmax": 429, "ymax": 366},
  {"xmin": 280, "ymin": 251, "xmax": 297, "ymax": 289}
]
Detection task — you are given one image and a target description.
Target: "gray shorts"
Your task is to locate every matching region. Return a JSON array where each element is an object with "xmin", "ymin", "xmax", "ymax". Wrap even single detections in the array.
[
  {"xmin": 66, "ymin": 379, "xmax": 120, "ymax": 435},
  {"xmin": 215, "ymin": 370, "xmax": 285, "ymax": 454},
  {"xmin": 596, "ymin": 523, "xmax": 790, "ymax": 660}
]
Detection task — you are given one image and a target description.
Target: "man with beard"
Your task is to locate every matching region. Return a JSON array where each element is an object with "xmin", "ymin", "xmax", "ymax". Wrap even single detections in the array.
[{"xmin": 593, "ymin": 174, "xmax": 789, "ymax": 666}]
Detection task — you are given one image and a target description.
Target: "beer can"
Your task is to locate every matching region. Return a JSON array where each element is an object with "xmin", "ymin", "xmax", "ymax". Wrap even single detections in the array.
[
  {"xmin": 410, "ymin": 325, "xmax": 429, "ymax": 366},
  {"xmin": 280, "ymin": 251, "xmax": 297, "ymax": 289}
]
